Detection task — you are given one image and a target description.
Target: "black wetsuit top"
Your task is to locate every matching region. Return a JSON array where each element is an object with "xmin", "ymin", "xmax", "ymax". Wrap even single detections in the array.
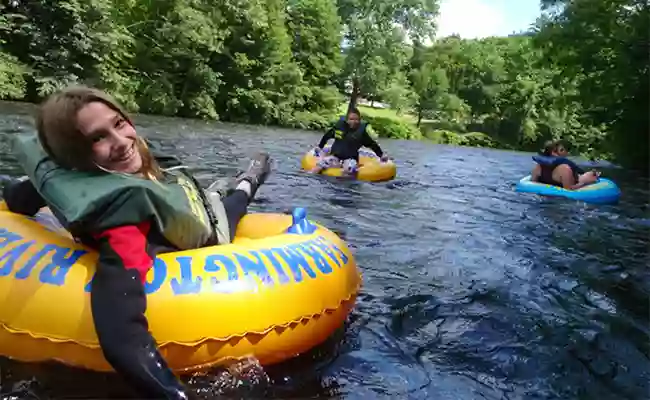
[{"xmin": 318, "ymin": 121, "xmax": 383, "ymax": 162}]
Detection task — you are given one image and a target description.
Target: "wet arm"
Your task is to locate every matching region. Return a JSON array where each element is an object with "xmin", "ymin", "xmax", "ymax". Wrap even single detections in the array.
[
  {"xmin": 2, "ymin": 178, "xmax": 46, "ymax": 216},
  {"xmin": 90, "ymin": 223, "xmax": 188, "ymax": 400},
  {"xmin": 361, "ymin": 128, "xmax": 384, "ymax": 157},
  {"xmin": 531, "ymin": 165, "xmax": 542, "ymax": 182},
  {"xmin": 317, "ymin": 128, "xmax": 335, "ymax": 149},
  {"xmin": 558, "ymin": 168, "xmax": 589, "ymax": 190}
]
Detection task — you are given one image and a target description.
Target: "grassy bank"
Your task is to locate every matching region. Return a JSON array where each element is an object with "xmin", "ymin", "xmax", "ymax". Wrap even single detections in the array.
[
  {"xmin": 326, "ymin": 104, "xmax": 499, "ymax": 149},
  {"xmin": 349, "ymin": 105, "xmax": 423, "ymax": 140}
]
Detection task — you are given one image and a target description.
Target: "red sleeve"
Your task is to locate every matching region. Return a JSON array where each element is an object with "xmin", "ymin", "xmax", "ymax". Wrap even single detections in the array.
[
  {"xmin": 92, "ymin": 222, "xmax": 153, "ymax": 283},
  {"xmin": 88, "ymin": 220, "xmax": 187, "ymax": 397}
]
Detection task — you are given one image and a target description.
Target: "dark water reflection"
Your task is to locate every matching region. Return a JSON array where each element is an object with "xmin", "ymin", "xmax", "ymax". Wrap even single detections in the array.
[{"xmin": 0, "ymin": 102, "xmax": 648, "ymax": 400}]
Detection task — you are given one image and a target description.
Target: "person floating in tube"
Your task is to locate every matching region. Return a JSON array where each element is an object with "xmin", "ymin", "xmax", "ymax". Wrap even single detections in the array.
[
  {"xmin": 309, "ymin": 108, "xmax": 389, "ymax": 177},
  {"xmin": 2, "ymin": 85, "xmax": 272, "ymax": 399},
  {"xmin": 530, "ymin": 139, "xmax": 600, "ymax": 189}
]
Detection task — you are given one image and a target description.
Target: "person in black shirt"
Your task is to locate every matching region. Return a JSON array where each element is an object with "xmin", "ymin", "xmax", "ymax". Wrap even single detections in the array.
[
  {"xmin": 530, "ymin": 139, "xmax": 599, "ymax": 189},
  {"xmin": 309, "ymin": 108, "xmax": 388, "ymax": 176}
]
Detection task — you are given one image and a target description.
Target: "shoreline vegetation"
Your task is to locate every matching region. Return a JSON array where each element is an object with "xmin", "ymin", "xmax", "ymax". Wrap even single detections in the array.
[{"xmin": 0, "ymin": 1, "xmax": 646, "ymax": 170}]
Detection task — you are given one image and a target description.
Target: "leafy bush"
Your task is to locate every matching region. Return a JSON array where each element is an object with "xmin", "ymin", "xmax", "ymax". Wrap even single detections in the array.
[
  {"xmin": 0, "ymin": 51, "xmax": 28, "ymax": 100},
  {"xmin": 424, "ymin": 129, "xmax": 464, "ymax": 145},
  {"xmin": 283, "ymin": 111, "xmax": 335, "ymax": 130},
  {"xmin": 364, "ymin": 116, "xmax": 421, "ymax": 139},
  {"xmin": 424, "ymin": 129, "xmax": 500, "ymax": 148},
  {"xmin": 461, "ymin": 131, "xmax": 498, "ymax": 148}
]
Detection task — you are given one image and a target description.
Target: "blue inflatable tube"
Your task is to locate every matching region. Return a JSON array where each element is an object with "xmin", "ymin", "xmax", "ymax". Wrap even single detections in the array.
[{"xmin": 515, "ymin": 175, "xmax": 621, "ymax": 204}]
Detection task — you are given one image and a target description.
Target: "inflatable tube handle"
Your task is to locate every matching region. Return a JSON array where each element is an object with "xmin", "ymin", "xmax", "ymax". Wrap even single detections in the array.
[{"xmin": 287, "ymin": 207, "xmax": 317, "ymax": 235}]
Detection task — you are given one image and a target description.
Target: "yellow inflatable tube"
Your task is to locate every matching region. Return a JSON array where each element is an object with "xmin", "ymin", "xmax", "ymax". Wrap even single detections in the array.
[
  {"xmin": 0, "ymin": 203, "xmax": 361, "ymax": 373},
  {"xmin": 301, "ymin": 146, "xmax": 397, "ymax": 182}
]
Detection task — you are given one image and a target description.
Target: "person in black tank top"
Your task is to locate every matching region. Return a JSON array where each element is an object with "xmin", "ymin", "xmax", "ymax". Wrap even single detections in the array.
[{"xmin": 531, "ymin": 140, "xmax": 600, "ymax": 190}]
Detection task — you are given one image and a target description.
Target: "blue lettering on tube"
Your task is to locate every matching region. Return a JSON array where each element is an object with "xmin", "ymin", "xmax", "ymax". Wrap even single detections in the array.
[
  {"xmin": 310, "ymin": 238, "xmax": 341, "ymax": 268},
  {"xmin": 0, "ymin": 229, "xmax": 23, "ymax": 249},
  {"xmin": 15, "ymin": 244, "xmax": 57, "ymax": 280},
  {"xmin": 85, "ymin": 257, "xmax": 168, "ymax": 294},
  {"xmin": 144, "ymin": 258, "xmax": 167, "ymax": 294},
  {"xmin": 272, "ymin": 245, "xmax": 317, "ymax": 283},
  {"xmin": 204, "ymin": 254, "xmax": 239, "ymax": 293},
  {"xmin": 0, "ymin": 240, "xmax": 35, "ymax": 277},
  {"xmin": 234, "ymin": 251, "xmax": 273, "ymax": 286},
  {"xmin": 84, "ymin": 273, "xmax": 93, "ymax": 293},
  {"xmin": 39, "ymin": 246, "xmax": 87, "ymax": 286},
  {"xmin": 296, "ymin": 242, "xmax": 332, "ymax": 275},
  {"xmin": 258, "ymin": 249, "xmax": 290, "ymax": 285},
  {"xmin": 318, "ymin": 236, "xmax": 348, "ymax": 265},
  {"xmin": 170, "ymin": 256, "xmax": 202, "ymax": 295}
]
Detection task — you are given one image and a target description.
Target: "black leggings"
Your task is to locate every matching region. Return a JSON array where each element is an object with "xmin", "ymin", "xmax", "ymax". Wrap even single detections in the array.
[{"xmin": 222, "ymin": 189, "xmax": 249, "ymax": 239}]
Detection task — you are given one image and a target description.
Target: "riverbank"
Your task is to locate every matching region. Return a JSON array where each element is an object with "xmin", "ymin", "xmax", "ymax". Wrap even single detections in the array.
[
  {"xmin": 340, "ymin": 104, "xmax": 510, "ymax": 150},
  {"xmin": 282, "ymin": 103, "xmax": 502, "ymax": 150},
  {"xmin": 0, "ymin": 99, "xmax": 596, "ymax": 160},
  {"xmin": 0, "ymin": 99, "xmax": 456, "ymax": 144}
]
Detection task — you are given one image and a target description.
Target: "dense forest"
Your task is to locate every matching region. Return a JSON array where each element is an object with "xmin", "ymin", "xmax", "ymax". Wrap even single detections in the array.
[{"xmin": 0, "ymin": 0, "xmax": 647, "ymax": 170}]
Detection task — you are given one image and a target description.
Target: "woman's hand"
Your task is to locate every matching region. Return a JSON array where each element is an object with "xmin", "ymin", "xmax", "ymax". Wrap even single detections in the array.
[
  {"xmin": 313, "ymin": 147, "xmax": 329, "ymax": 157},
  {"xmin": 578, "ymin": 171, "xmax": 599, "ymax": 185}
]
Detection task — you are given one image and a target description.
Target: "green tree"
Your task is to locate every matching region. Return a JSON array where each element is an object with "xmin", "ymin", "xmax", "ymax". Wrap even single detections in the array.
[
  {"xmin": 0, "ymin": 0, "xmax": 132, "ymax": 102},
  {"xmin": 337, "ymin": 0, "xmax": 440, "ymax": 110},
  {"xmin": 380, "ymin": 71, "xmax": 415, "ymax": 116},
  {"xmin": 212, "ymin": 0, "xmax": 308, "ymax": 124},
  {"xmin": 411, "ymin": 64, "xmax": 448, "ymax": 127},
  {"xmin": 287, "ymin": 0, "xmax": 343, "ymax": 112},
  {"xmin": 119, "ymin": 0, "xmax": 226, "ymax": 117},
  {"xmin": 537, "ymin": 0, "xmax": 650, "ymax": 170},
  {"xmin": 0, "ymin": 4, "xmax": 28, "ymax": 100}
]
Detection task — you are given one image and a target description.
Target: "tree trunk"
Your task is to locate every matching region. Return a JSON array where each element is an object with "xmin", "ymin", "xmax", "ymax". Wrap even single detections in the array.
[
  {"xmin": 417, "ymin": 106, "xmax": 423, "ymax": 128},
  {"xmin": 347, "ymin": 77, "xmax": 360, "ymax": 113}
]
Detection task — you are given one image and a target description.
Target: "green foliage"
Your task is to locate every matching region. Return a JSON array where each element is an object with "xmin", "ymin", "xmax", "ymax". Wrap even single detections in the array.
[
  {"xmin": 0, "ymin": 0, "xmax": 342, "ymax": 126},
  {"xmin": 283, "ymin": 110, "xmax": 337, "ymax": 130},
  {"xmin": 1, "ymin": 0, "xmax": 131, "ymax": 100},
  {"xmin": 0, "ymin": 50, "xmax": 27, "ymax": 100},
  {"xmin": 424, "ymin": 130, "xmax": 499, "ymax": 148},
  {"xmin": 461, "ymin": 131, "xmax": 498, "ymax": 148},
  {"xmin": 379, "ymin": 72, "xmax": 416, "ymax": 115},
  {"xmin": 0, "ymin": 0, "xmax": 644, "ymax": 171},
  {"xmin": 0, "ymin": 5, "xmax": 28, "ymax": 100},
  {"xmin": 406, "ymin": 17, "xmax": 647, "ymax": 168},
  {"xmin": 287, "ymin": 0, "xmax": 342, "ymax": 112},
  {"xmin": 536, "ymin": 0, "xmax": 649, "ymax": 170},
  {"xmin": 338, "ymin": 0, "xmax": 440, "ymax": 108},
  {"xmin": 424, "ymin": 129, "xmax": 464, "ymax": 145},
  {"xmin": 364, "ymin": 116, "xmax": 421, "ymax": 140},
  {"xmin": 410, "ymin": 64, "xmax": 447, "ymax": 126}
]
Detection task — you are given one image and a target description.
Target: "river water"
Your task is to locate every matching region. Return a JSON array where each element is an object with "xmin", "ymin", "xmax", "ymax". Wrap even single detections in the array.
[{"xmin": 0, "ymin": 102, "xmax": 648, "ymax": 400}]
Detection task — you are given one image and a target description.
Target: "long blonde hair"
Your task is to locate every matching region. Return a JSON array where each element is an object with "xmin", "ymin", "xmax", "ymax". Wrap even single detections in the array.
[{"xmin": 36, "ymin": 85, "xmax": 162, "ymax": 180}]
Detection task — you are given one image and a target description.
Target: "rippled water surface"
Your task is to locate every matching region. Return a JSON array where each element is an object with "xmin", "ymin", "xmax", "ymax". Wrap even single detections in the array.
[{"xmin": 1, "ymin": 102, "xmax": 648, "ymax": 400}]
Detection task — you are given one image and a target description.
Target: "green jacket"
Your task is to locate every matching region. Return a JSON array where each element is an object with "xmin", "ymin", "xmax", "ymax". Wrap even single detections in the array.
[{"xmin": 13, "ymin": 134, "xmax": 230, "ymax": 248}]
